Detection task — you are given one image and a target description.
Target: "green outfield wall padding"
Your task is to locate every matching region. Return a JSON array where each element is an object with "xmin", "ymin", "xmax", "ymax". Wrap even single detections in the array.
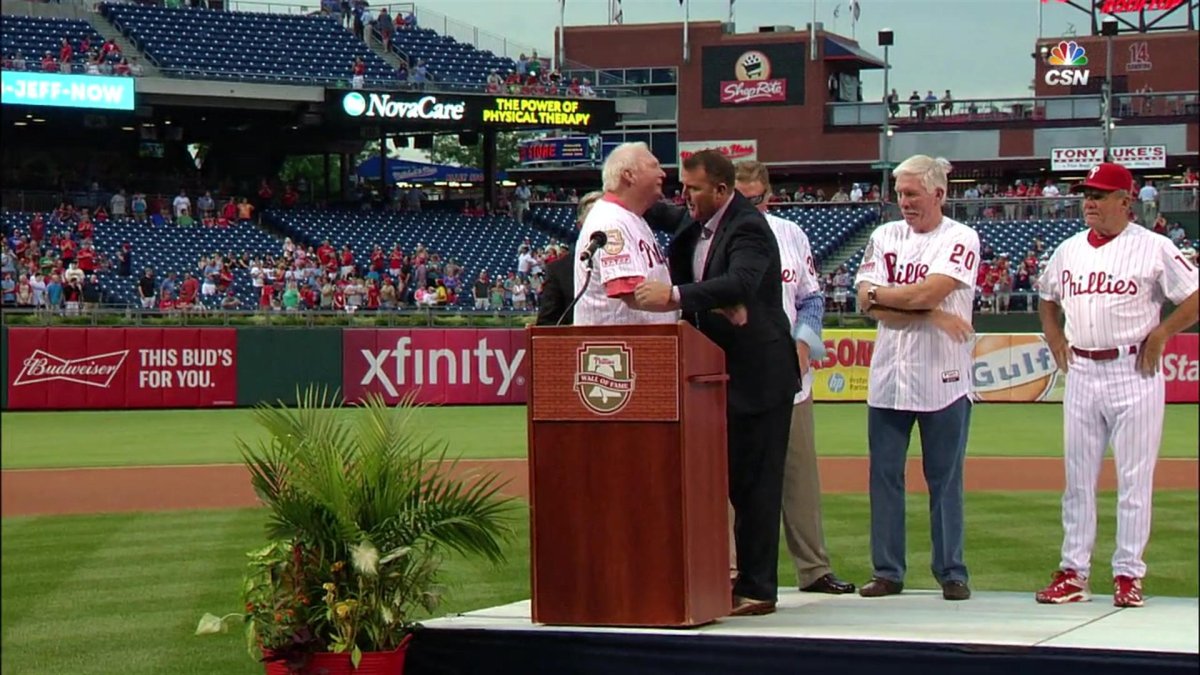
[
  {"xmin": 235, "ymin": 328, "xmax": 343, "ymax": 406},
  {"xmin": 1, "ymin": 327, "xmax": 8, "ymax": 410}
]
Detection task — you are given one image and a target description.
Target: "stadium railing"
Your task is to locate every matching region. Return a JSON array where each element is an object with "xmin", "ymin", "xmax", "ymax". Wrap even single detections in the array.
[
  {"xmin": 0, "ymin": 305, "xmax": 540, "ymax": 327},
  {"xmin": 827, "ymin": 90, "xmax": 1200, "ymax": 127}
]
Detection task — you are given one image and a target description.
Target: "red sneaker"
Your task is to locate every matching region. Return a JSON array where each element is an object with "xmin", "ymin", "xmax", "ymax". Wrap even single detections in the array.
[
  {"xmin": 1035, "ymin": 569, "xmax": 1091, "ymax": 604},
  {"xmin": 1113, "ymin": 575, "xmax": 1144, "ymax": 608}
]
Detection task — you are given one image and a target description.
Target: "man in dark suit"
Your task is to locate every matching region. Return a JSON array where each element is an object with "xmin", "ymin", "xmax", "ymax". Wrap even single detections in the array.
[
  {"xmin": 535, "ymin": 191, "xmax": 605, "ymax": 327},
  {"xmin": 634, "ymin": 150, "xmax": 799, "ymax": 615},
  {"xmin": 535, "ymin": 255, "xmax": 574, "ymax": 326}
]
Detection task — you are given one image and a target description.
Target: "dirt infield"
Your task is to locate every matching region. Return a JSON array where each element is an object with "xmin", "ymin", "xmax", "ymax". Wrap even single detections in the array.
[{"xmin": 2, "ymin": 457, "xmax": 1197, "ymax": 517}]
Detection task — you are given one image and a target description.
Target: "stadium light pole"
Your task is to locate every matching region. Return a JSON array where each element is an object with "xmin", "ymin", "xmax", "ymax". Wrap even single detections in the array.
[
  {"xmin": 1101, "ymin": 17, "xmax": 1118, "ymax": 161},
  {"xmin": 879, "ymin": 28, "xmax": 894, "ymax": 205}
]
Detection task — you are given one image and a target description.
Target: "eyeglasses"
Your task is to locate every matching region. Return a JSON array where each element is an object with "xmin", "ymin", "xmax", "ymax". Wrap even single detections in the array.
[{"xmin": 745, "ymin": 193, "xmax": 767, "ymax": 205}]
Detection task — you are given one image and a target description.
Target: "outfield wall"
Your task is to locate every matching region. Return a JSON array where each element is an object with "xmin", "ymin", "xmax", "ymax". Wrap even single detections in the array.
[{"xmin": 1, "ymin": 327, "xmax": 1196, "ymax": 410}]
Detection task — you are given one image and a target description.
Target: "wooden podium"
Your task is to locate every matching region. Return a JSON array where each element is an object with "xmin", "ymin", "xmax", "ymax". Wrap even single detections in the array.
[{"xmin": 526, "ymin": 322, "xmax": 730, "ymax": 627}]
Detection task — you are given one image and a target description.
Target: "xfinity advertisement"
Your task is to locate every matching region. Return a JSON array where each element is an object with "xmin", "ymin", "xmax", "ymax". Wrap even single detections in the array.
[{"xmin": 327, "ymin": 90, "xmax": 616, "ymax": 132}]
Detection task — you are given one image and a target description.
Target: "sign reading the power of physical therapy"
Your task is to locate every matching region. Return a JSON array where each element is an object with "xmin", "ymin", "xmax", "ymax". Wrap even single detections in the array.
[{"xmin": 328, "ymin": 90, "xmax": 616, "ymax": 132}]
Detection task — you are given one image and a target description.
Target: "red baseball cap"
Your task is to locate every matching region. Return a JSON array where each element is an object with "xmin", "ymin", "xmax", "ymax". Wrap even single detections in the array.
[{"xmin": 1071, "ymin": 162, "xmax": 1135, "ymax": 193}]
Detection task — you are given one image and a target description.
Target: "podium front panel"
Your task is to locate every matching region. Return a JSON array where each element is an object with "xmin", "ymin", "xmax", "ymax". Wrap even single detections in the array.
[{"xmin": 529, "ymin": 336, "xmax": 679, "ymax": 422}]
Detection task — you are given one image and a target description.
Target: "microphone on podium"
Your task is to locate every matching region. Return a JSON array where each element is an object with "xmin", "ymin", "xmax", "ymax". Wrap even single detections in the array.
[{"xmin": 578, "ymin": 231, "xmax": 608, "ymax": 262}]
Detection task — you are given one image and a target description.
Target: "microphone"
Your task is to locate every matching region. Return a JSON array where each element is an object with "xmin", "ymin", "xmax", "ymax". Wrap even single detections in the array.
[{"xmin": 578, "ymin": 230, "xmax": 608, "ymax": 262}]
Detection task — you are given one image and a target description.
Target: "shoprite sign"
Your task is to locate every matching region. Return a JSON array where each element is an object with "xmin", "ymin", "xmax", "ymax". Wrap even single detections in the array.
[{"xmin": 329, "ymin": 90, "xmax": 616, "ymax": 132}]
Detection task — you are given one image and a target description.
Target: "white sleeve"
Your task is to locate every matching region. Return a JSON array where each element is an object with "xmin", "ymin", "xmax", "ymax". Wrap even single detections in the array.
[
  {"xmin": 1158, "ymin": 239, "xmax": 1200, "ymax": 305},
  {"xmin": 854, "ymin": 229, "xmax": 887, "ymax": 287},
  {"xmin": 1038, "ymin": 246, "xmax": 1065, "ymax": 302},
  {"xmin": 928, "ymin": 228, "xmax": 980, "ymax": 287},
  {"xmin": 591, "ymin": 216, "xmax": 646, "ymax": 285},
  {"xmin": 790, "ymin": 228, "xmax": 821, "ymax": 297}
]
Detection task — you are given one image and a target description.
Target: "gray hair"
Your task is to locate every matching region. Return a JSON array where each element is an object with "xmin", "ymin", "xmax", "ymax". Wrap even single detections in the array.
[
  {"xmin": 601, "ymin": 142, "xmax": 651, "ymax": 192},
  {"xmin": 893, "ymin": 155, "xmax": 953, "ymax": 202},
  {"xmin": 576, "ymin": 190, "xmax": 604, "ymax": 225}
]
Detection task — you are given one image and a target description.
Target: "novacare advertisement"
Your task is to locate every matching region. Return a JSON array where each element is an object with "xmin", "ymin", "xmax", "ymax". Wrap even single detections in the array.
[{"xmin": 343, "ymin": 329, "xmax": 528, "ymax": 405}]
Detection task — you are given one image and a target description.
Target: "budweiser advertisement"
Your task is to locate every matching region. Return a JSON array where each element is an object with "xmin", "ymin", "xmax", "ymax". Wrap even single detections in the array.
[
  {"xmin": 677, "ymin": 139, "xmax": 757, "ymax": 167},
  {"xmin": 344, "ymin": 329, "xmax": 528, "ymax": 405},
  {"xmin": 702, "ymin": 43, "xmax": 805, "ymax": 108},
  {"xmin": 6, "ymin": 328, "xmax": 237, "ymax": 409}
]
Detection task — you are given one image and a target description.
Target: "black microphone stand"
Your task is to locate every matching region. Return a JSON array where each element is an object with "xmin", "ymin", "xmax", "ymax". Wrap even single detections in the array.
[{"xmin": 556, "ymin": 250, "xmax": 596, "ymax": 327}]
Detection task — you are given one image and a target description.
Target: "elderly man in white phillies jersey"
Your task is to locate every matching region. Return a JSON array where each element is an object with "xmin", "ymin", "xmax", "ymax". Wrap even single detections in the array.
[
  {"xmin": 1036, "ymin": 162, "xmax": 1199, "ymax": 609},
  {"xmin": 730, "ymin": 160, "xmax": 856, "ymax": 595},
  {"xmin": 573, "ymin": 142, "xmax": 678, "ymax": 326},
  {"xmin": 855, "ymin": 155, "xmax": 979, "ymax": 601}
]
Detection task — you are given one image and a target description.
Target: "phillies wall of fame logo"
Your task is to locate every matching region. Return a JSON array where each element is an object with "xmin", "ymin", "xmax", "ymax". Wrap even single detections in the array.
[
  {"xmin": 13, "ymin": 349, "xmax": 128, "ymax": 388},
  {"xmin": 574, "ymin": 343, "xmax": 636, "ymax": 414},
  {"xmin": 720, "ymin": 50, "xmax": 787, "ymax": 105}
]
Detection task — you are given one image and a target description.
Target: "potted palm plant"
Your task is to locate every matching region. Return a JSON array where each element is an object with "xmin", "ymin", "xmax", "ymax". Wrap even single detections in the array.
[{"xmin": 198, "ymin": 387, "xmax": 515, "ymax": 674}]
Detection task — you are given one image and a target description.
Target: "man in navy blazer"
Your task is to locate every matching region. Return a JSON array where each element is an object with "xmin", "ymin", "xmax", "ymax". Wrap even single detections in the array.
[{"xmin": 634, "ymin": 150, "xmax": 799, "ymax": 615}]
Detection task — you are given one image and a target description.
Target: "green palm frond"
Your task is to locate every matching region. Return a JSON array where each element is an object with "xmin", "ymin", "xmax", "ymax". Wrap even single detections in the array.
[{"xmin": 234, "ymin": 384, "xmax": 516, "ymax": 651}]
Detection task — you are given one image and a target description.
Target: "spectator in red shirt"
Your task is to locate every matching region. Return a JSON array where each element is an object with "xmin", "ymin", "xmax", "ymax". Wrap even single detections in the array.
[
  {"xmin": 339, "ymin": 246, "xmax": 354, "ymax": 278},
  {"xmin": 282, "ymin": 185, "xmax": 299, "ymax": 208},
  {"xmin": 30, "ymin": 214, "xmax": 45, "ymax": 243},
  {"xmin": 60, "ymin": 237, "xmax": 76, "ymax": 264},
  {"xmin": 59, "ymin": 38, "xmax": 73, "ymax": 64},
  {"xmin": 41, "ymin": 52, "xmax": 57, "ymax": 72},
  {"xmin": 158, "ymin": 287, "xmax": 175, "ymax": 312},
  {"xmin": 178, "ymin": 272, "xmax": 199, "ymax": 308},
  {"xmin": 366, "ymin": 279, "xmax": 381, "ymax": 309},
  {"xmin": 77, "ymin": 214, "xmax": 94, "ymax": 240},
  {"xmin": 370, "ymin": 245, "xmax": 385, "ymax": 273},
  {"xmin": 76, "ymin": 243, "xmax": 97, "ymax": 274}
]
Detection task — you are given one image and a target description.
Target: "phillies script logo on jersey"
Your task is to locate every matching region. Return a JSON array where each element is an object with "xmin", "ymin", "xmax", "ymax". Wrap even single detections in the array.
[
  {"xmin": 782, "ymin": 269, "xmax": 798, "ymax": 283},
  {"xmin": 1061, "ymin": 270, "xmax": 1139, "ymax": 297},
  {"xmin": 883, "ymin": 253, "xmax": 929, "ymax": 285},
  {"xmin": 574, "ymin": 343, "xmax": 635, "ymax": 415},
  {"xmin": 720, "ymin": 80, "xmax": 787, "ymax": 104},
  {"xmin": 13, "ymin": 349, "xmax": 128, "ymax": 388}
]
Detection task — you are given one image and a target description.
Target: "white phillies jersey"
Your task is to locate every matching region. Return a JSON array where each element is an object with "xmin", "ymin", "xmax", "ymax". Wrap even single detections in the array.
[
  {"xmin": 856, "ymin": 217, "xmax": 980, "ymax": 412},
  {"xmin": 1038, "ymin": 223, "xmax": 1199, "ymax": 350},
  {"xmin": 573, "ymin": 198, "xmax": 679, "ymax": 326},
  {"xmin": 766, "ymin": 213, "xmax": 821, "ymax": 402}
]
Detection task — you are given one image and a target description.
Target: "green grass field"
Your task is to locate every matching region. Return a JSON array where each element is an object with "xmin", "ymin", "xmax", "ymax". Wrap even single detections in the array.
[
  {"xmin": 2, "ymin": 493, "xmax": 1196, "ymax": 675},
  {"xmin": 2, "ymin": 403, "xmax": 1197, "ymax": 469},
  {"xmin": 1, "ymin": 405, "xmax": 1197, "ymax": 674}
]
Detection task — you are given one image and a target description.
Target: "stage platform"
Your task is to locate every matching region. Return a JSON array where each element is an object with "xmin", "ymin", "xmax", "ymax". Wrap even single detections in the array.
[{"xmin": 405, "ymin": 590, "xmax": 1199, "ymax": 674}]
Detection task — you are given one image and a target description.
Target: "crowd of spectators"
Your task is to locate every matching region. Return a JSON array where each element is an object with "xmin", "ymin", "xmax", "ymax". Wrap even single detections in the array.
[{"xmin": 1, "ymin": 34, "xmax": 143, "ymax": 77}]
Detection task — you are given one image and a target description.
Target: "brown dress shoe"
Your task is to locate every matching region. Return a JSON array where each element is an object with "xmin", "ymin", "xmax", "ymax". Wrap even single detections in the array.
[
  {"xmin": 858, "ymin": 577, "xmax": 904, "ymax": 597},
  {"xmin": 800, "ymin": 573, "xmax": 857, "ymax": 595},
  {"xmin": 942, "ymin": 580, "xmax": 971, "ymax": 601},
  {"xmin": 730, "ymin": 596, "xmax": 777, "ymax": 616}
]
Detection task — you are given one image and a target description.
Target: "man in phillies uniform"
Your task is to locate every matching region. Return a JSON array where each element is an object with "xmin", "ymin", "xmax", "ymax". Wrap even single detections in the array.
[
  {"xmin": 1036, "ymin": 162, "xmax": 1198, "ymax": 608},
  {"xmin": 572, "ymin": 142, "xmax": 677, "ymax": 326},
  {"xmin": 734, "ymin": 161, "xmax": 855, "ymax": 595},
  {"xmin": 856, "ymin": 155, "xmax": 979, "ymax": 601}
]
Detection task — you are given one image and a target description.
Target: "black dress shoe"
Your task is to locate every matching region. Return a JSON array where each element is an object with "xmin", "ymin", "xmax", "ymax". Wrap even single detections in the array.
[
  {"xmin": 858, "ymin": 577, "xmax": 904, "ymax": 597},
  {"xmin": 801, "ymin": 573, "xmax": 857, "ymax": 595},
  {"xmin": 942, "ymin": 580, "xmax": 971, "ymax": 601}
]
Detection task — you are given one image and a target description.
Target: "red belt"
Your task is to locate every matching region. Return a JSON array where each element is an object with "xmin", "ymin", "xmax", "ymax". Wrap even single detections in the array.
[{"xmin": 1071, "ymin": 345, "xmax": 1138, "ymax": 361}]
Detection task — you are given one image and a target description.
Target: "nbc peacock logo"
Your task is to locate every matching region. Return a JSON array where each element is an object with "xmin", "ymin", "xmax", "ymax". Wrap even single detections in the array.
[
  {"xmin": 1044, "ymin": 40, "xmax": 1091, "ymax": 86},
  {"xmin": 1048, "ymin": 41, "xmax": 1088, "ymax": 67}
]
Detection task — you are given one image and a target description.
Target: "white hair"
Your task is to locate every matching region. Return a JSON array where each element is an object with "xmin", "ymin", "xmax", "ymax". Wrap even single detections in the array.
[
  {"xmin": 602, "ymin": 142, "xmax": 651, "ymax": 192},
  {"xmin": 893, "ymin": 155, "xmax": 953, "ymax": 202}
]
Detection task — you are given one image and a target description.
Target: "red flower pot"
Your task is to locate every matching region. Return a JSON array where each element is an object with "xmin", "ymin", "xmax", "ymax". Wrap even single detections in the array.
[{"xmin": 264, "ymin": 636, "xmax": 411, "ymax": 675}]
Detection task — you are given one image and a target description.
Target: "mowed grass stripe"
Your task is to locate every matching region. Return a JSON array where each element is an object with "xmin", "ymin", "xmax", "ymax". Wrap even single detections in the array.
[
  {"xmin": 1, "ymin": 492, "xmax": 1196, "ymax": 675},
  {"xmin": 1, "ymin": 509, "xmax": 264, "ymax": 675},
  {"xmin": 3, "ymin": 404, "xmax": 1198, "ymax": 469}
]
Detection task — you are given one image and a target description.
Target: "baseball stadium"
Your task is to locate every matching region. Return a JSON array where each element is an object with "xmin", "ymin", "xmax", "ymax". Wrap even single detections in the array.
[{"xmin": 1, "ymin": 0, "xmax": 1198, "ymax": 674}]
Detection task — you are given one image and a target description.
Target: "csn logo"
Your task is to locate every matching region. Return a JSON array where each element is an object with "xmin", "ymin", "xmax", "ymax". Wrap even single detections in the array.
[{"xmin": 1044, "ymin": 40, "xmax": 1090, "ymax": 86}]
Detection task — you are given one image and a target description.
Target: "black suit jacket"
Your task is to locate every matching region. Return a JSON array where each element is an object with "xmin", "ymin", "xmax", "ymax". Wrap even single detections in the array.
[
  {"xmin": 535, "ymin": 254, "xmax": 575, "ymax": 326},
  {"xmin": 658, "ymin": 194, "xmax": 799, "ymax": 415}
]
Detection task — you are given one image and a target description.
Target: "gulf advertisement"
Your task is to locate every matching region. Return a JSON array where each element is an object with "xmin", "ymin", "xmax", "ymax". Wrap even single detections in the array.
[
  {"xmin": 811, "ymin": 330, "xmax": 1198, "ymax": 403},
  {"xmin": 5, "ymin": 328, "xmax": 237, "ymax": 409},
  {"xmin": 343, "ymin": 328, "xmax": 528, "ymax": 405}
]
